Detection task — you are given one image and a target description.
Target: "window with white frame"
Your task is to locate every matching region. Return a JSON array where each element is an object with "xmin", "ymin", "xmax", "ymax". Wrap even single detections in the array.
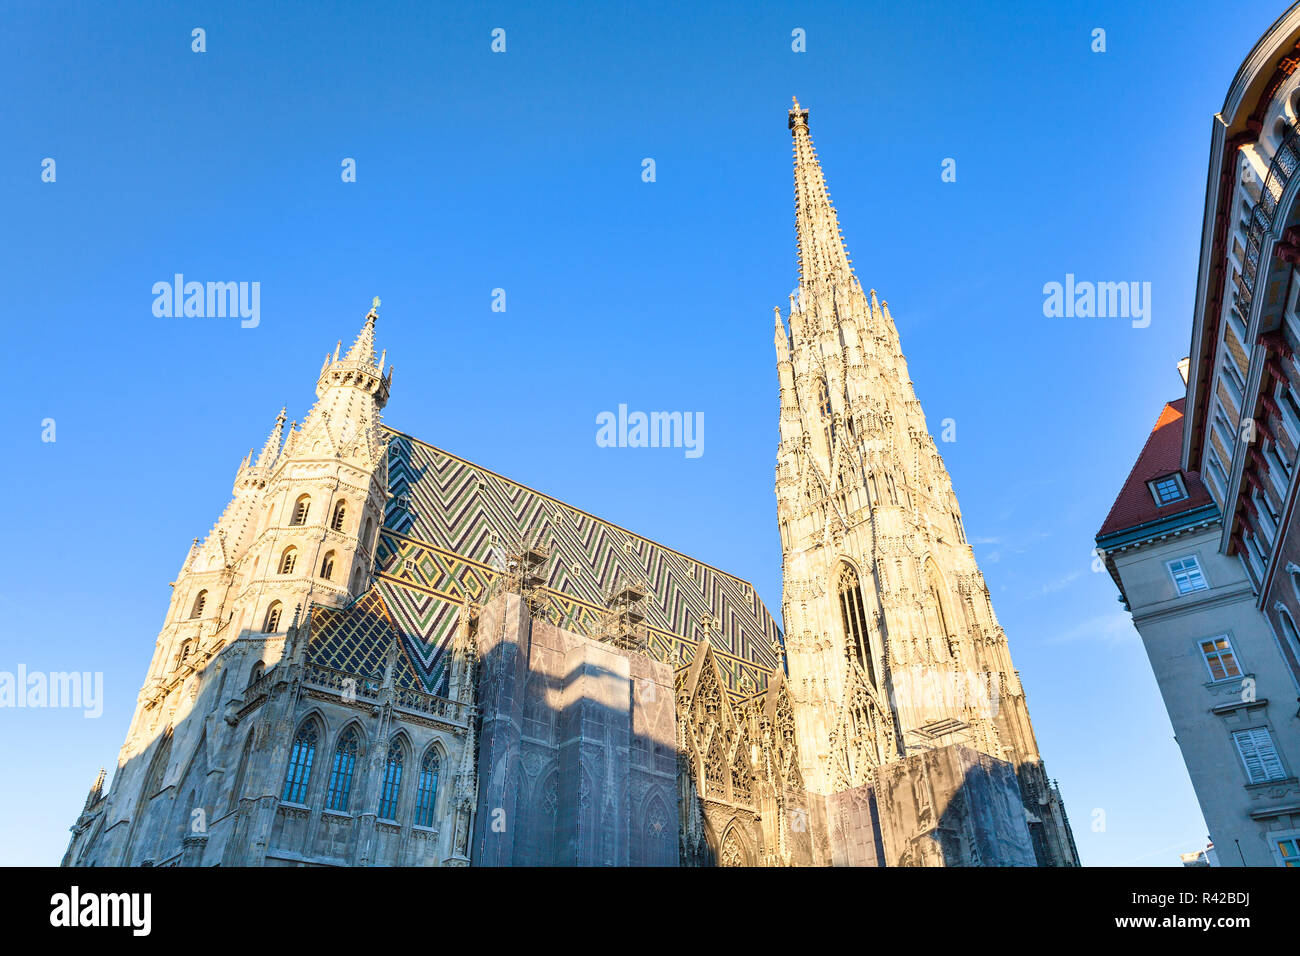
[
  {"xmin": 1265, "ymin": 437, "xmax": 1293, "ymax": 485},
  {"xmin": 1274, "ymin": 833, "xmax": 1300, "ymax": 867},
  {"xmin": 1168, "ymin": 556, "xmax": 1209, "ymax": 595},
  {"xmin": 1204, "ymin": 445, "xmax": 1228, "ymax": 503},
  {"xmin": 1148, "ymin": 473, "xmax": 1188, "ymax": 506},
  {"xmin": 1221, "ymin": 357, "xmax": 1246, "ymax": 411},
  {"xmin": 1198, "ymin": 635, "xmax": 1242, "ymax": 682},
  {"xmin": 1231, "ymin": 727, "xmax": 1287, "ymax": 784},
  {"xmin": 1211, "ymin": 403, "xmax": 1236, "ymax": 454},
  {"xmin": 1253, "ymin": 488, "xmax": 1279, "ymax": 545}
]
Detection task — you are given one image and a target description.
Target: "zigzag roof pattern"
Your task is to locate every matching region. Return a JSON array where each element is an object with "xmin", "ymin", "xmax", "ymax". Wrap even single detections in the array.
[{"xmin": 369, "ymin": 428, "xmax": 784, "ymax": 698}]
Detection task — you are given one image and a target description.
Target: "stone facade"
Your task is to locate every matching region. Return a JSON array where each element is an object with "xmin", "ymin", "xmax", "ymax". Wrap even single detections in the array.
[
  {"xmin": 773, "ymin": 99, "xmax": 1077, "ymax": 866},
  {"xmin": 63, "ymin": 104, "xmax": 1078, "ymax": 867}
]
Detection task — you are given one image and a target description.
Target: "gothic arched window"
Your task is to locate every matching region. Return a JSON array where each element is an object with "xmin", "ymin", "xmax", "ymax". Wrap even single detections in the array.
[
  {"xmin": 281, "ymin": 722, "xmax": 318, "ymax": 803},
  {"xmin": 362, "ymin": 516, "xmax": 374, "ymax": 544},
  {"xmin": 331, "ymin": 500, "xmax": 348, "ymax": 532},
  {"xmin": 190, "ymin": 589, "xmax": 207, "ymax": 619},
  {"xmin": 228, "ymin": 730, "xmax": 254, "ymax": 812},
  {"xmin": 925, "ymin": 561, "xmax": 955, "ymax": 657},
  {"xmin": 351, "ymin": 566, "xmax": 364, "ymax": 594},
  {"xmin": 263, "ymin": 602, "xmax": 283, "ymax": 633},
  {"xmin": 837, "ymin": 564, "xmax": 876, "ymax": 687},
  {"xmin": 247, "ymin": 660, "xmax": 265, "ymax": 686},
  {"xmin": 816, "ymin": 377, "xmax": 836, "ymax": 447},
  {"xmin": 143, "ymin": 728, "xmax": 173, "ymax": 799},
  {"xmin": 319, "ymin": 551, "xmax": 336, "ymax": 581},
  {"xmin": 290, "ymin": 495, "xmax": 311, "ymax": 526},
  {"xmin": 378, "ymin": 741, "xmax": 404, "ymax": 821},
  {"xmin": 414, "ymin": 749, "xmax": 441, "ymax": 827},
  {"xmin": 325, "ymin": 727, "xmax": 360, "ymax": 812},
  {"xmin": 817, "ymin": 377, "xmax": 832, "ymax": 418},
  {"xmin": 278, "ymin": 547, "xmax": 297, "ymax": 575}
]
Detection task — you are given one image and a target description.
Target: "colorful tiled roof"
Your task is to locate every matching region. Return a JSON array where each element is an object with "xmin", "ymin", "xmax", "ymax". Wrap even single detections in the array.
[
  {"xmin": 311, "ymin": 429, "xmax": 785, "ymax": 701},
  {"xmin": 1097, "ymin": 398, "xmax": 1216, "ymax": 539}
]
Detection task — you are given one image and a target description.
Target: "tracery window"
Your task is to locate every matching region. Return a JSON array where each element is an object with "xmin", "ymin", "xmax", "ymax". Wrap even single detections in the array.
[
  {"xmin": 144, "ymin": 729, "xmax": 173, "ymax": 798},
  {"xmin": 281, "ymin": 722, "xmax": 317, "ymax": 803},
  {"xmin": 817, "ymin": 377, "xmax": 832, "ymax": 418},
  {"xmin": 278, "ymin": 547, "xmax": 297, "ymax": 575},
  {"xmin": 331, "ymin": 500, "xmax": 347, "ymax": 532},
  {"xmin": 290, "ymin": 494, "xmax": 311, "ymax": 526},
  {"xmin": 190, "ymin": 589, "xmax": 207, "ymax": 619},
  {"xmin": 228, "ymin": 731, "xmax": 253, "ymax": 812},
  {"xmin": 325, "ymin": 727, "xmax": 360, "ymax": 811},
  {"xmin": 925, "ymin": 561, "xmax": 955, "ymax": 657},
  {"xmin": 378, "ymin": 742, "xmax": 404, "ymax": 820},
  {"xmin": 263, "ymin": 602, "xmax": 283, "ymax": 633},
  {"xmin": 320, "ymin": 550, "xmax": 336, "ymax": 581},
  {"xmin": 837, "ymin": 563, "xmax": 876, "ymax": 687},
  {"xmin": 414, "ymin": 749, "xmax": 440, "ymax": 827}
]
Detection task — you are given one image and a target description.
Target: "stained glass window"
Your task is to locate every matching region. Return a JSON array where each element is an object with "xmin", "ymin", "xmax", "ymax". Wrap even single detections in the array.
[
  {"xmin": 282, "ymin": 723, "xmax": 317, "ymax": 803},
  {"xmin": 414, "ymin": 750, "xmax": 440, "ymax": 827},
  {"xmin": 325, "ymin": 728, "xmax": 360, "ymax": 811},
  {"xmin": 378, "ymin": 742, "xmax": 404, "ymax": 820}
]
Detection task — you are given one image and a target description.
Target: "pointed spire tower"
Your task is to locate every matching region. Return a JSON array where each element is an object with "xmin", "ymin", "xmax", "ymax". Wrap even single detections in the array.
[
  {"xmin": 774, "ymin": 100, "xmax": 1078, "ymax": 866},
  {"xmin": 228, "ymin": 299, "xmax": 396, "ymax": 669}
]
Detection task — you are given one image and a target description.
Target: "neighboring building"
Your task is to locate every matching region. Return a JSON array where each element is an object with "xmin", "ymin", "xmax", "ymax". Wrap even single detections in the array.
[
  {"xmin": 1097, "ymin": 394, "xmax": 1298, "ymax": 865},
  {"xmin": 62, "ymin": 101, "xmax": 1077, "ymax": 867},
  {"xmin": 1098, "ymin": 4, "xmax": 1300, "ymax": 868},
  {"xmin": 1180, "ymin": 842, "xmax": 1219, "ymax": 867}
]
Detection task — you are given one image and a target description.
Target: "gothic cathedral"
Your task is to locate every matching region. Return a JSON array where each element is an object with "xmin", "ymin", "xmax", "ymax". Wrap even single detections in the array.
[{"xmin": 62, "ymin": 102, "xmax": 1077, "ymax": 868}]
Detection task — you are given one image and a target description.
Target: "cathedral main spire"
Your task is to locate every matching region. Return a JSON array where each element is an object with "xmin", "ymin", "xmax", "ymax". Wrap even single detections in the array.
[
  {"xmin": 789, "ymin": 97, "xmax": 853, "ymax": 291},
  {"xmin": 773, "ymin": 101, "xmax": 1079, "ymax": 865}
]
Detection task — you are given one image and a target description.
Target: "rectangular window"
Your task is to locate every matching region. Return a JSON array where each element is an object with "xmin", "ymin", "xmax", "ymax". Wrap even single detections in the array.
[
  {"xmin": 1205, "ymin": 445, "xmax": 1228, "ymax": 503},
  {"xmin": 1276, "ymin": 836, "xmax": 1300, "ymax": 867},
  {"xmin": 1149, "ymin": 474, "xmax": 1188, "ymax": 505},
  {"xmin": 1168, "ymin": 556, "xmax": 1209, "ymax": 595},
  {"xmin": 1199, "ymin": 636, "xmax": 1242, "ymax": 682},
  {"xmin": 1232, "ymin": 727, "xmax": 1287, "ymax": 784}
]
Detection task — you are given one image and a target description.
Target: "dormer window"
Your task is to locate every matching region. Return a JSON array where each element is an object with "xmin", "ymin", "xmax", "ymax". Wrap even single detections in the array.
[{"xmin": 1148, "ymin": 473, "xmax": 1188, "ymax": 506}]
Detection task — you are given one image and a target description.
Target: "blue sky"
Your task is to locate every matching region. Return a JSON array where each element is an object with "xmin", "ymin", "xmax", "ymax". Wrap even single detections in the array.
[{"xmin": 0, "ymin": 0, "xmax": 1285, "ymax": 866}]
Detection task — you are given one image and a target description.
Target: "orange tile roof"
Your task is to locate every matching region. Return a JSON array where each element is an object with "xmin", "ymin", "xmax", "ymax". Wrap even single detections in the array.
[{"xmin": 1097, "ymin": 398, "xmax": 1216, "ymax": 538}]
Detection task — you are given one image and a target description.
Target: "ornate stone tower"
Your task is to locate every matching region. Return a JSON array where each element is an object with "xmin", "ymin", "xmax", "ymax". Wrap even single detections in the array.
[
  {"xmin": 774, "ymin": 99, "xmax": 1078, "ymax": 865},
  {"xmin": 230, "ymin": 298, "xmax": 393, "ymax": 659},
  {"xmin": 119, "ymin": 303, "xmax": 393, "ymax": 774}
]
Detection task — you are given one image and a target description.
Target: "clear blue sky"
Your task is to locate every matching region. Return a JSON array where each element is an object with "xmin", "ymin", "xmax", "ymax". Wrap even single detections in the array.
[{"xmin": 0, "ymin": 0, "xmax": 1284, "ymax": 866}]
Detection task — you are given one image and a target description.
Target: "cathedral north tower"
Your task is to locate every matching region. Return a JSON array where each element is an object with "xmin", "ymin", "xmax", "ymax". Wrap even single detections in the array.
[{"xmin": 774, "ymin": 99, "xmax": 1078, "ymax": 866}]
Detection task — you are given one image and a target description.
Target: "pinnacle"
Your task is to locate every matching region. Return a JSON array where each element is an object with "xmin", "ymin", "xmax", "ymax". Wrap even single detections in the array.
[
  {"xmin": 253, "ymin": 406, "xmax": 287, "ymax": 469},
  {"xmin": 343, "ymin": 297, "xmax": 380, "ymax": 365}
]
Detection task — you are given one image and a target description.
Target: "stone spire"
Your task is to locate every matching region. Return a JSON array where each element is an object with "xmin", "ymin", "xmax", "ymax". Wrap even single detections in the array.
[
  {"xmin": 773, "ymin": 101, "xmax": 1078, "ymax": 865},
  {"xmin": 313, "ymin": 298, "xmax": 392, "ymax": 412},
  {"xmin": 344, "ymin": 297, "xmax": 380, "ymax": 365},
  {"xmin": 253, "ymin": 407, "xmax": 287, "ymax": 470},
  {"xmin": 789, "ymin": 97, "xmax": 853, "ymax": 292}
]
